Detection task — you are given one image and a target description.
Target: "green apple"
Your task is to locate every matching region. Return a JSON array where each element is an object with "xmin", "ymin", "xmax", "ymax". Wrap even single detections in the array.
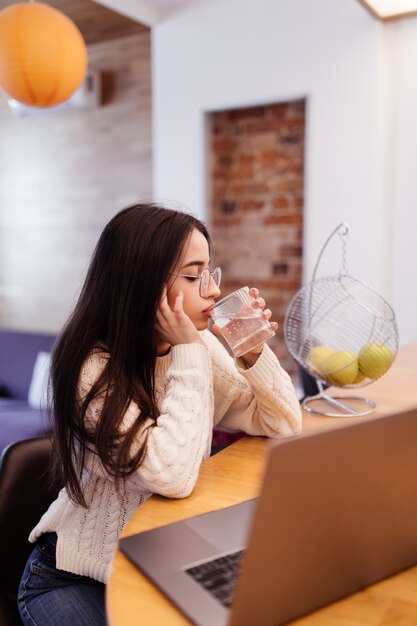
[
  {"xmin": 353, "ymin": 370, "xmax": 367, "ymax": 385},
  {"xmin": 358, "ymin": 343, "xmax": 393, "ymax": 379},
  {"xmin": 308, "ymin": 345, "xmax": 334, "ymax": 373},
  {"xmin": 321, "ymin": 351, "xmax": 358, "ymax": 386}
]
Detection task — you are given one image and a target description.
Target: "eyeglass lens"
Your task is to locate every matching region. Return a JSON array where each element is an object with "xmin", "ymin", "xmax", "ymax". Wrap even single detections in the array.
[{"xmin": 200, "ymin": 268, "xmax": 221, "ymax": 297}]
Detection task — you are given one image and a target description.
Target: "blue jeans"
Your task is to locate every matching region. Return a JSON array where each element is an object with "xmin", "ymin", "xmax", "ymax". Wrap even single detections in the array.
[{"xmin": 18, "ymin": 533, "xmax": 107, "ymax": 626}]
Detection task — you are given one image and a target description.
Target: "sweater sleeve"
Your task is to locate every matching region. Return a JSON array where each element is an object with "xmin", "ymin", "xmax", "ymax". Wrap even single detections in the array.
[
  {"xmin": 80, "ymin": 343, "xmax": 213, "ymax": 499},
  {"xmin": 201, "ymin": 330, "xmax": 302, "ymax": 438}
]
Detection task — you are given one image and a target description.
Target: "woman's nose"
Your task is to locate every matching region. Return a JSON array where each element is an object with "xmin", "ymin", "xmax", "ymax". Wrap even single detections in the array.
[{"xmin": 207, "ymin": 276, "xmax": 221, "ymax": 298}]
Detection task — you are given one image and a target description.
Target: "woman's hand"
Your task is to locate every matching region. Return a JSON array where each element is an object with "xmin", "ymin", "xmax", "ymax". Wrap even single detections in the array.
[
  {"xmin": 212, "ymin": 287, "xmax": 278, "ymax": 366},
  {"xmin": 247, "ymin": 286, "xmax": 278, "ymax": 336},
  {"xmin": 155, "ymin": 289, "xmax": 203, "ymax": 347},
  {"xmin": 241, "ymin": 287, "xmax": 278, "ymax": 365}
]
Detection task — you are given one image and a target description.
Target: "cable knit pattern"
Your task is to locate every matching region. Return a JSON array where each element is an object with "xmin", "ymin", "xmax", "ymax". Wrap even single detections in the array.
[{"xmin": 29, "ymin": 330, "xmax": 301, "ymax": 583}]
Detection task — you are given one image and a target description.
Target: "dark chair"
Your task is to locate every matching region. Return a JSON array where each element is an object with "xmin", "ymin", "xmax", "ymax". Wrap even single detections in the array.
[
  {"xmin": 300, "ymin": 368, "xmax": 320, "ymax": 399},
  {"xmin": 0, "ymin": 436, "xmax": 59, "ymax": 626},
  {"xmin": 299, "ymin": 368, "xmax": 331, "ymax": 404}
]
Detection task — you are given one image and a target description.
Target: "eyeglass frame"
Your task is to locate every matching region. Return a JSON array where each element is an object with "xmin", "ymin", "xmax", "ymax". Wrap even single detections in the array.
[{"xmin": 173, "ymin": 266, "xmax": 222, "ymax": 297}]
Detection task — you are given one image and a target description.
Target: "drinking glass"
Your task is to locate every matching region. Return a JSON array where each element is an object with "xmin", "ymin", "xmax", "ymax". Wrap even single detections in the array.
[{"xmin": 211, "ymin": 287, "xmax": 275, "ymax": 357}]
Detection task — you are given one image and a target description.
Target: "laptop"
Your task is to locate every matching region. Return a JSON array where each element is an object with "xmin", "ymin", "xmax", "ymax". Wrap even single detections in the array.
[{"xmin": 120, "ymin": 407, "xmax": 417, "ymax": 626}]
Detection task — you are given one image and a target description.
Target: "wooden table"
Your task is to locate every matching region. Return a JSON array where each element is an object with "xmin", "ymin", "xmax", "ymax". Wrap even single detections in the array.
[{"xmin": 107, "ymin": 340, "xmax": 417, "ymax": 626}]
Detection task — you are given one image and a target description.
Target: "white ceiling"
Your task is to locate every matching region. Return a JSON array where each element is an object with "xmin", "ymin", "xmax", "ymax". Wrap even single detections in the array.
[
  {"xmin": 95, "ymin": 0, "xmax": 204, "ymax": 26},
  {"xmin": 102, "ymin": 0, "xmax": 417, "ymax": 25},
  {"xmin": 360, "ymin": 0, "xmax": 417, "ymax": 19},
  {"xmin": 144, "ymin": 0, "xmax": 197, "ymax": 8}
]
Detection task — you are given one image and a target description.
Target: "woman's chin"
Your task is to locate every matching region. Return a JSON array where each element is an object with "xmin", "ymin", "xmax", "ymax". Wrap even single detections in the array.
[{"xmin": 195, "ymin": 319, "xmax": 209, "ymax": 331}]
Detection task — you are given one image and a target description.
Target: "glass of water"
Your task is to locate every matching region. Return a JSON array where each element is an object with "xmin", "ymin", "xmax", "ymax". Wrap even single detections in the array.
[{"xmin": 210, "ymin": 286, "xmax": 275, "ymax": 357}]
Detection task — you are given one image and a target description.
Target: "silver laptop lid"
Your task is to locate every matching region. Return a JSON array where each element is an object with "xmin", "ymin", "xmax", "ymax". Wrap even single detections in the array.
[{"xmin": 229, "ymin": 408, "xmax": 417, "ymax": 625}]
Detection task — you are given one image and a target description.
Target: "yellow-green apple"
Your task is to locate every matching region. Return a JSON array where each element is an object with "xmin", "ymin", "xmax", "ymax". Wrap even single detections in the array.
[
  {"xmin": 308, "ymin": 345, "xmax": 334, "ymax": 374},
  {"xmin": 358, "ymin": 343, "xmax": 393, "ymax": 379},
  {"xmin": 321, "ymin": 351, "xmax": 358, "ymax": 386}
]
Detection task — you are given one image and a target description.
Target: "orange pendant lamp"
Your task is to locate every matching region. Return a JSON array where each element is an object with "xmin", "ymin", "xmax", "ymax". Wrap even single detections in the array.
[{"xmin": 0, "ymin": 1, "xmax": 87, "ymax": 107}]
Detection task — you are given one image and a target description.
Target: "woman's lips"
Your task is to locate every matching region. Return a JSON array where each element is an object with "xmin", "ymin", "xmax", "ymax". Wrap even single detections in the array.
[{"xmin": 202, "ymin": 305, "xmax": 215, "ymax": 318}]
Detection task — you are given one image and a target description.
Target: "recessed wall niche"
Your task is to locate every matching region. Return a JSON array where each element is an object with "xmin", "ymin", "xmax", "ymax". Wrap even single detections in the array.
[{"xmin": 208, "ymin": 100, "xmax": 305, "ymax": 380}]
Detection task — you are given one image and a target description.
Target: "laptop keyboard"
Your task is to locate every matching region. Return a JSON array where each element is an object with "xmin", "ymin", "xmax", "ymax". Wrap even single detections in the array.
[{"xmin": 185, "ymin": 549, "xmax": 246, "ymax": 608}]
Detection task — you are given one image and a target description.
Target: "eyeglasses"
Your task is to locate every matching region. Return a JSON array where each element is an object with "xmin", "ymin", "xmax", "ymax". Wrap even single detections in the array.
[{"xmin": 176, "ymin": 267, "xmax": 222, "ymax": 297}]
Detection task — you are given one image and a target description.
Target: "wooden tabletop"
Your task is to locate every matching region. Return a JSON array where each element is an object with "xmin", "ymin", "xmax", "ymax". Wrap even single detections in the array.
[{"xmin": 106, "ymin": 340, "xmax": 417, "ymax": 626}]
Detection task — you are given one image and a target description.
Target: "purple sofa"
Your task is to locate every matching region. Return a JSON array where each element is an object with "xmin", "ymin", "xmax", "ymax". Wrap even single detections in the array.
[{"xmin": 0, "ymin": 330, "xmax": 56, "ymax": 453}]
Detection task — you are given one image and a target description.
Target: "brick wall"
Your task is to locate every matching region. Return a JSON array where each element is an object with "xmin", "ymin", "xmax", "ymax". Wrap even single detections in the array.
[{"xmin": 209, "ymin": 100, "xmax": 305, "ymax": 380}]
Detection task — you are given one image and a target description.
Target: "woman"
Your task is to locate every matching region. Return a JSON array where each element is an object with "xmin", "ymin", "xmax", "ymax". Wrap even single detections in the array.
[{"xmin": 18, "ymin": 203, "xmax": 302, "ymax": 625}]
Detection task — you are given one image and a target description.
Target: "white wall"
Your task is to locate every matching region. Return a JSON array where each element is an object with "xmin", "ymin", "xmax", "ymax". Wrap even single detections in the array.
[
  {"xmin": 390, "ymin": 18, "xmax": 417, "ymax": 346},
  {"xmin": 153, "ymin": 0, "xmax": 416, "ymax": 345},
  {"xmin": 0, "ymin": 34, "xmax": 152, "ymax": 333}
]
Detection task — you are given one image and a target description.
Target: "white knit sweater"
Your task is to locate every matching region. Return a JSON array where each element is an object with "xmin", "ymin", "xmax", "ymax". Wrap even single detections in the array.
[{"xmin": 29, "ymin": 330, "xmax": 302, "ymax": 583}]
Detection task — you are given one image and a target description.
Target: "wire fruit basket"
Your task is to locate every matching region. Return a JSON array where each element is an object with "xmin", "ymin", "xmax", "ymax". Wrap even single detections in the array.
[{"xmin": 284, "ymin": 222, "xmax": 399, "ymax": 417}]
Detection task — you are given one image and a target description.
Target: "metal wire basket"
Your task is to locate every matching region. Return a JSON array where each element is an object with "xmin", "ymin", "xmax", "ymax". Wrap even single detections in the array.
[{"xmin": 284, "ymin": 222, "xmax": 399, "ymax": 417}]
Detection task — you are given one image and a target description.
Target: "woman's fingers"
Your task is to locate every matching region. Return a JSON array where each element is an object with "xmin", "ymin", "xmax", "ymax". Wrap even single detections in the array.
[
  {"xmin": 210, "ymin": 323, "xmax": 222, "ymax": 337},
  {"xmin": 248, "ymin": 291, "xmax": 278, "ymax": 330},
  {"xmin": 156, "ymin": 288, "xmax": 201, "ymax": 346},
  {"xmin": 253, "ymin": 297, "xmax": 266, "ymax": 310},
  {"xmin": 248, "ymin": 288, "xmax": 265, "ymax": 311},
  {"xmin": 173, "ymin": 290, "xmax": 184, "ymax": 313},
  {"xmin": 261, "ymin": 309, "xmax": 278, "ymax": 330}
]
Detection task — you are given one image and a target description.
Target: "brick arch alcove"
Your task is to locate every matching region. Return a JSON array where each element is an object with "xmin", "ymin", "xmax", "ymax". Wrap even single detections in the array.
[{"xmin": 208, "ymin": 99, "xmax": 305, "ymax": 385}]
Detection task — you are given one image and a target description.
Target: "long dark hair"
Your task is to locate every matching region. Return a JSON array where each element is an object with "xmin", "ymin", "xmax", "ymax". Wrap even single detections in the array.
[{"xmin": 50, "ymin": 203, "xmax": 210, "ymax": 507}]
